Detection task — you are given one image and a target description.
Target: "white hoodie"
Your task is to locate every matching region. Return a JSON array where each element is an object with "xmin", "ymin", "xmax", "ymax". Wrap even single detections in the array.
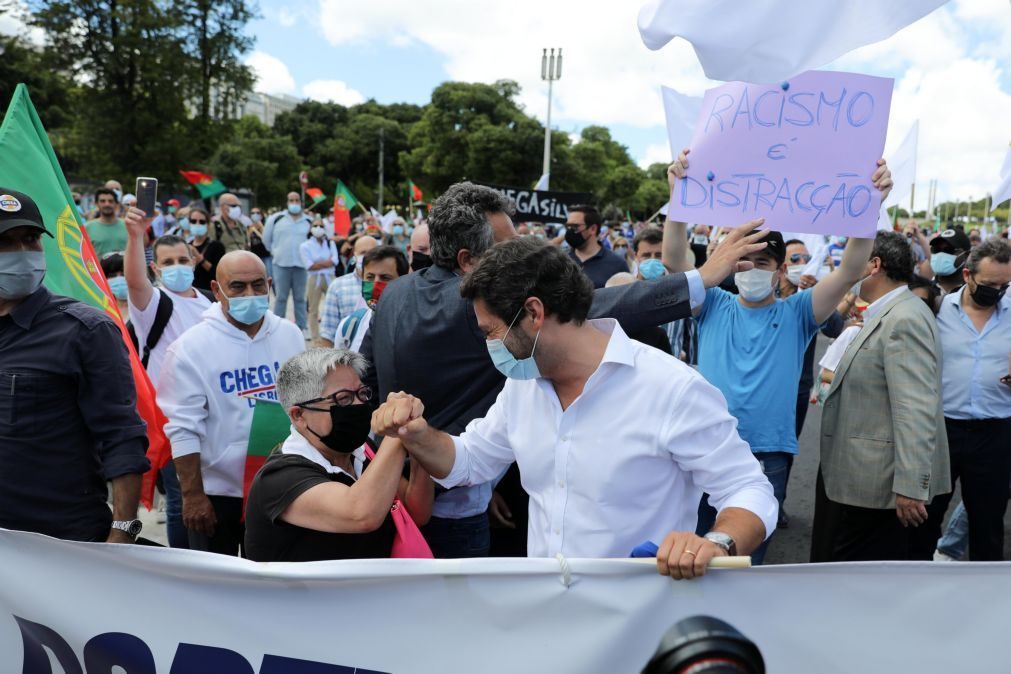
[{"xmin": 158, "ymin": 303, "xmax": 305, "ymax": 497}]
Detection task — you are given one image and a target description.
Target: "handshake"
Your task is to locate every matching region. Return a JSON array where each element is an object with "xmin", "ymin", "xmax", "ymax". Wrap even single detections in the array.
[{"xmin": 371, "ymin": 391, "xmax": 430, "ymax": 447}]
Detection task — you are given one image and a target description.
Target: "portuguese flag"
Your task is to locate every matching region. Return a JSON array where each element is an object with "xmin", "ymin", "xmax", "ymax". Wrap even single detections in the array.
[
  {"xmin": 333, "ymin": 179, "xmax": 359, "ymax": 237},
  {"xmin": 305, "ymin": 187, "xmax": 326, "ymax": 208},
  {"xmin": 0, "ymin": 84, "xmax": 169, "ymax": 508},
  {"xmin": 409, "ymin": 180, "xmax": 423, "ymax": 203},
  {"xmin": 179, "ymin": 170, "xmax": 227, "ymax": 199},
  {"xmin": 243, "ymin": 398, "xmax": 291, "ymax": 504}
]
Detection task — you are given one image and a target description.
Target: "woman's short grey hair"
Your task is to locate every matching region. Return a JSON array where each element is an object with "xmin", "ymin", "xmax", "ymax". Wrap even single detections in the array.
[
  {"xmin": 277, "ymin": 348, "xmax": 368, "ymax": 413},
  {"xmin": 966, "ymin": 238, "xmax": 1011, "ymax": 274},
  {"xmin": 428, "ymin": 182, "xmax": 513, "ymax": 270}
]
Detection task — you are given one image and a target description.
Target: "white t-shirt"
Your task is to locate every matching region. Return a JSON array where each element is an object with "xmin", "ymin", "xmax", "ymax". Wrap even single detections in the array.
[
  {"xmin": 336, "ymin": 304, "xmax": 372, "ymax": 353},
  {"xmin": 129, "ymin": 287, "xmax": 213, "ymax": 387},
  {"xmin": 818, "ymin": 325, "xmax": 861, "ymax": 373}
]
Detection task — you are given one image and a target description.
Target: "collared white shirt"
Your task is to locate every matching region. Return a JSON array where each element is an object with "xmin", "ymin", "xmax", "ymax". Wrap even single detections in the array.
[
  {"xmin": 300, "ymin": 237, "xmax": 340, "ymax": 285},
  {"xmin": 863, "ymin": 285, "xmax": 909, "ymax": 322},
  {"xmin": 280, "ymin": 427, "xmax": 365, "ymax": 479},
  {"xmin": 938, "ymin": 289, "xmax": 1011, "ymax": 420},
  {"xmin": 436, "ymin": 319, "xmax": 777, "ymax": 558}
]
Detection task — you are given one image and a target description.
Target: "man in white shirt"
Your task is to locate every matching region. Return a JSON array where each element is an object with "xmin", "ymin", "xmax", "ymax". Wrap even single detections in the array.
[
  {"xmin": 372, "ymin": 237, "xmax": 777, "ymax": 578},
  {"xmin": 124, "ymin": 207, "xmax": 212, "ymax": 549}
]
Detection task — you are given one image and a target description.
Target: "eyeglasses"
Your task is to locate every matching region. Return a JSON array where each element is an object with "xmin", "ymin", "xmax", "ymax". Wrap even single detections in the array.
[
  {"xmin": 189, "ymin": 218, "xmax": 207, "ymax": 224},
  {"xmin": 789, "ymin": 253, "xmax": 812, "ymax": 263},
  {"xmin": 297, "ymin": 386, "xmax": 373, "ymax": 410}
]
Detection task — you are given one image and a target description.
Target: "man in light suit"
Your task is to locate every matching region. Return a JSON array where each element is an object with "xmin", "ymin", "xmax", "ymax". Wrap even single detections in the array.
[{"xmin": 811, "ymin": 231, "xmax": 951, "ymax": 562}]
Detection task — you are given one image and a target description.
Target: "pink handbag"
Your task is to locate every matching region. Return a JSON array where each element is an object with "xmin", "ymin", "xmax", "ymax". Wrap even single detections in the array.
[{"xmin": 364, "ymin": 444, "xmax": 434, "ymax": 559}]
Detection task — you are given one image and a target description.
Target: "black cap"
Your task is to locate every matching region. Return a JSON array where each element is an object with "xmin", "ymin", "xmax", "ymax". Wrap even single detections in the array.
[
  {"xmin": 748, "ymin": 229, "xmax": 786, "ymax": 265},
  {"xmin": 930, "ymin": 228, "xmax": 971, "ymax": 254},
  {"xmin": 0, "ymin": 188, "xmax": 53, "ymax": 237}
]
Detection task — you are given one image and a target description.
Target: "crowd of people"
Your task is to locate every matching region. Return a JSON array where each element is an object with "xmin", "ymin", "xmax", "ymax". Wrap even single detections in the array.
[{"xmin": 1, "ymin": 155, "xmax": 1009, "ymax": 578}]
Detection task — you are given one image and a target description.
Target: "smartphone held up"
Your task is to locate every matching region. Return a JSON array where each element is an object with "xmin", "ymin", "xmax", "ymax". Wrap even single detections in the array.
[{"xmin": 135, "ymin": 177, "xmax": 158, "ymax": 217}]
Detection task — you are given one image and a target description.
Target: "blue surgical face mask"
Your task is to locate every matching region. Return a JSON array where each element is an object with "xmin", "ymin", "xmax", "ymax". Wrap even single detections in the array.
[
  {"xmin": 0, "ymin": 251, "xmax": 46, "ymax": 300},
  {"xmin": 288, "ymin": 203, "xmax": 302, "ymax": 215},
  {"xmin": 226, "ymin": 294, "xmax": 269, "ymax": 325},
  {"xmin": 930, "ymin": 252, "xmax": 960, "ymax": 277},
  {"xmin": 159, "ymin": 264, "xmax": 194, "ymax": 293},
  {"xmin": 392, "ymin": 225, "xmax": 405, "ymax": 236},
  {"xmin": 190, "ymin": 223, "xmax": 208, "ymax": 237},
  {"xmin": 107, "ymin": 275, "xmax": 128, "ymax": 300},
  {"xmin": 486, "ymin": 307, "xmax": 541, "ymax": 380},
  {"xmin": 638, "ymin": 258, "xmax": 666, "ymax": 280},
  {"xmin": 179, "ymin": 217, "xmax": 190, "ymax": 231}
]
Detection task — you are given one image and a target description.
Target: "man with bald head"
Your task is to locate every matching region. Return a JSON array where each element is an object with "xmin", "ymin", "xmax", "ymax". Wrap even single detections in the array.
[
  {"xmin": 319, "ymin": 234, "xmax": 378, "ymax": 346},
  {"xmin": 410, "ymin": 223, "xmax": 432, "ymax": 272},
  {"xmin": 158, "ymin": 250, "xmax": 305, "ymax": 555},
  {"xmin": 213, "ymin": 192, "xmax": 250, "ymax": 254},
  {"xmin": 263, "ymin": 192, "xmax": 312, "ymax": 335}
]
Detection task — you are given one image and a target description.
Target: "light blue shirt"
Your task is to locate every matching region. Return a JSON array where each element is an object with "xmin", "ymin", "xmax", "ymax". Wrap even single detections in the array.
[
  {"xmin": 938, "ymin": 289, "xmax": 1011, "ymax": 420},
  {"xmin": 262, "ymin": 212, "xmax": 311, "ymax": 268},
  {"xmin": 697, "ymin": 287, "xmax": 819, "ymax": 454}
]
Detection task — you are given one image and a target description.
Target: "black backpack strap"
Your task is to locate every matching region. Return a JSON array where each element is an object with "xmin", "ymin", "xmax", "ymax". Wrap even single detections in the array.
[
  {"xmin": 196, "ymin": 287, "xmax": 216, "ymax": 302},
  {"xmin": 139, "ymin": 291, "xmax": 174, "ymax": 369}
]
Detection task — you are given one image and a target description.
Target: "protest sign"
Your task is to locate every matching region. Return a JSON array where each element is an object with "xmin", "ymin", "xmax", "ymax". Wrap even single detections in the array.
[
  {"xmin": 667, "ymin": 70, "xmax": 894, "ymax": 237},
  {"xmin": 476, "ymin": 182, "xmax": 593, "ymax": 224}
]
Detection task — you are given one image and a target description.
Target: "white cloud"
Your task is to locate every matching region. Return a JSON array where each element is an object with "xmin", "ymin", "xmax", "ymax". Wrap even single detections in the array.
[
  {"xmin": 314, "ymin": 0, "xmax": 1011, "ymax": 202},
  {"xmin": 638, "ymin": 143, "xmax": 671, "ymax": 169},
  {"xmin": 303, "ymin": 79, "xmax": 366, "ymax": 106},
  {"xmin": 245, "ymin": 51, "xmax": 296, "ymax": 95},
  {"xmin": 0, "ymin": 1, "xmax": 46, "ymax": 45},
  {"xmin": 277, "ymin": 7, "xmax": 298, "ymax": 27}
]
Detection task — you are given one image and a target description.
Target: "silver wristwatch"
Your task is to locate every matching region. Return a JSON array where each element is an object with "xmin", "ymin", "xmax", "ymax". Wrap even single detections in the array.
[
  {"xmin": 112, "ymin": 519, "xmax": 143, "ymax": 538},
  {"xmin": 704, "ymin": 531, "xmax": 736, "ymax": 556}
]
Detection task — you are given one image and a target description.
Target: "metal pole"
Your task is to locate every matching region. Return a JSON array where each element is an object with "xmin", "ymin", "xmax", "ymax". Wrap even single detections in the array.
[
  {"xmin": 378, "ymin": 127, "xmax": 385, "ymax": 213},
  {"xmin": 542, "ymin": 77, "xmax": 553, "ymax": 185},
  {"xmin": 541, "ymin": 48, "xmax": 562, "ymax": 190},
  {"xmin": 983, "ymin": 193, "xmax": 991, "ymax": 230}
]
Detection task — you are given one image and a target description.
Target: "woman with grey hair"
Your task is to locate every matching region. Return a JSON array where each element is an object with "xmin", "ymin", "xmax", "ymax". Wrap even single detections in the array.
[{"xmin": 244, "ymin": 348, "xmax": 433, "ymax": 561}]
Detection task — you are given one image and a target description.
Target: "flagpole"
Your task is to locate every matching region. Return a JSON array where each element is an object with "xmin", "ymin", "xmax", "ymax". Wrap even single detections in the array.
[{"xmin": 378, "ymin": 127, "xmax": 385, "ymax": 213}]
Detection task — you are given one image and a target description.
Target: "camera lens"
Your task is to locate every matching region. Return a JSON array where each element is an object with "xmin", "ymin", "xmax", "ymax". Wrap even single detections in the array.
[{"xmin": 641, "ymin": 615, "xmax": 764, "ymax": 674}]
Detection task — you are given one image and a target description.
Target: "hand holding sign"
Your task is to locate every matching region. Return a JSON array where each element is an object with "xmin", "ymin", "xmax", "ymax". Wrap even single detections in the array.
[{"xmin": 667, "ymin": 70, "xmax": 894, "ymax": 237}]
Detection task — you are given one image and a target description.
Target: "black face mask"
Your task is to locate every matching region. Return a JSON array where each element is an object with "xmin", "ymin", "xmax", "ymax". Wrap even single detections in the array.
[
  {"xmin": 969, "ymin": 280, "xmax": 1006, "ymax": 308},
  {"xmin": 564, "ymin": 228, "xmax": 587, "ymax": 250},
  {"xmin": 305, "ymin": 403, "xmax": 373, "ymax": 454},
  {"xmin": 411, "ymin": 251, "xmax": 433, "ymax": 272}
]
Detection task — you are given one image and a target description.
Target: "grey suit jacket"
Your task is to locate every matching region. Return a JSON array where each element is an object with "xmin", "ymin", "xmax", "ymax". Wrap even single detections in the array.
[{"xmin": 820, "ymin": 290, "xmax": 951, "ymax": 509}]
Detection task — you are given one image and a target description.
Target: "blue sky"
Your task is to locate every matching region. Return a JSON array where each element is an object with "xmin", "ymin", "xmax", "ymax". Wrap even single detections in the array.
[{"xmin": 240, "ymin": 0, "xmax": 1010, "ymax": 205}]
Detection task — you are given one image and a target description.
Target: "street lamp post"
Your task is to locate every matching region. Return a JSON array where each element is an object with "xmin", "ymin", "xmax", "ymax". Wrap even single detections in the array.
[{"xmin": 541, "ymin": 48, "xmax": 563, "ymax": 190}]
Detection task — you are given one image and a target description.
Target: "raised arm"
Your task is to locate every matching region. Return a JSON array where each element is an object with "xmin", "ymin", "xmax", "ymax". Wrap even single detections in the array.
[
  {"xmin": 811, "ymin": 159, "xmax": 892, "ymax": 324},
  {"xmin": 661, "ymin": 149, "xmax": 694, "ymax": 275},
  {"xmin": 124, "ymin": 207, "xmax": 155, "ymax": 310}
]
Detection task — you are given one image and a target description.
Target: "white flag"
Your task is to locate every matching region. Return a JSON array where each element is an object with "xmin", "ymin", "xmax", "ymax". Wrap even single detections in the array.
[
  {"xmin": 661, "ymin": 86, "xmax": 703, "ymax": 160},
  {"xmin": 994, "ymin": 143, "xmax": 1011, "ymax": 207},
  {"xmin": 883, "ymin": 121, "xmax": 919, "ymax": 210},
  {"xmin": 380, "ymin": 209, "xmax": 399, "ymax": 233},
  {"xmin": 638, "ymin": 0, "xmax": 950, "ymax": 83},
  {"xmin": 533, "ymin": 174, "xmax": 550, "ymax": 191}
]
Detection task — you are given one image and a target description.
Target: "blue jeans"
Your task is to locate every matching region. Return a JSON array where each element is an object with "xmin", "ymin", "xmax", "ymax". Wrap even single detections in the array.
[
  {"xmin": 263, "ymin": 256, "xmax": 273, "ymax": 282},
  {"xmin": 696, "ymin": 451, "xmax": 789, "ymax": 566},
  {"xmin": 421, "ymin": 513, "xmax": 491, "ymax": 558},
  {"xmin": 160, "ymin": 462, "xmax": 188, "ymax": 549},
  {"xmin": 271, "ymin": 265, "xmax": 307, "ymax": 329},
  {"xmin": 936, "ymin": 501, "xmax": 969, "ymax": 559}
]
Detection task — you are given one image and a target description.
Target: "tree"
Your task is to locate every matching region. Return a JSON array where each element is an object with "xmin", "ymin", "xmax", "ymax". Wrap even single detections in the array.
[
  {"xmin": 208, "ymin": 116, "xmax": 300, "ymax": 207},
  {"xmin": 0, "ymin": 36, "xmax": 74, "ymax": 134},
  {"xmin": 177, "ymin": 0, "xmax": 257, "ymax": 157},
  {"xmin": 400, "ymin": 80, "xmax": 544, "ymax": 193}
]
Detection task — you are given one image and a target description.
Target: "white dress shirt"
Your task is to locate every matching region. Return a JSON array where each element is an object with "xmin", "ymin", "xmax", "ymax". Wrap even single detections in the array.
[
  {"xmin": 436, "ymin": 319, "xmax": 777, "ymax": 558},
  {"xmin": 863, "ymin": 285, "xmax": 909, "ymax": 322}
]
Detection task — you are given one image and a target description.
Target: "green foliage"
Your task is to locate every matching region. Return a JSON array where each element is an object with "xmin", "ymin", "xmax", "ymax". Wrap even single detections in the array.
[{"xmin": 208, "ymin": 116, "xmax": 300, "ymax": 207}]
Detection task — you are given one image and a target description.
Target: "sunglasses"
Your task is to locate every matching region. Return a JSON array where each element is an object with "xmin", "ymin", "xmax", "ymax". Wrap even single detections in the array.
[
  {"xmin": 189, "ymin": 218, "xmax": 208, "ymax": 224},
  {"xmin": 789, "ymin": 253, "xmax": 812, "ymax": 263},
  {"xmin": 297, "ymin": 386, "xmax": 373, "ymax": 410}
]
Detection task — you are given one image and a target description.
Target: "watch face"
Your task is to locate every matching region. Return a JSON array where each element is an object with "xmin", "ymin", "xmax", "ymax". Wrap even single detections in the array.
[{"xmin": 127, "ymin": 520, "xmax": 143, "ymax": 537}]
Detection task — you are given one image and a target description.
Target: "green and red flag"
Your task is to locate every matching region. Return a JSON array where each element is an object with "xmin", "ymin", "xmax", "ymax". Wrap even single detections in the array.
[
  {"xmin": 243, "ymin": 398, "xmax": 291, "ymax": 502},
  {"xmin": 305, "ymin": 187, "xmax": 326, "ymax": 208},
  {"xmin": 0, "ymin": 84, "xmax": 169, "ymax": 508},
  {"xmin": 409, "ymin": 180, "xmax": 423, "ymax": 203},
  {"xmin": 179, "ymin": 170, "xmax": 227, "ymax": 199},
  {"xmin": 333, "ymin": 179, "xmax": 359, "ymax": 237}
]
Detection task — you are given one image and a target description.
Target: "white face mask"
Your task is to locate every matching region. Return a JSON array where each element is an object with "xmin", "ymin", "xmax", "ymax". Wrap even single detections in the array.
[
  {"xmin": 227, "ymin": 205, "xmax": 241, "ymax": 220},
  {"xmin": 786, "ymin": 265, "xmax": 805, "ymax": 287},
  {"xmin": 311, "ymin": 226, "xmax": 325, "ymax": 238},
  {"xmin": 735, "ymin": 268, "xmax": 776, "ymax": 302}
]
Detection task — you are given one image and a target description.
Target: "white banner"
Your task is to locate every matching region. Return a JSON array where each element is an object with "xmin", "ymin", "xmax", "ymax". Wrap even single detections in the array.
[{"xmin": 1, "ymin": 528, "xmax": 1007, "ymax": 673}]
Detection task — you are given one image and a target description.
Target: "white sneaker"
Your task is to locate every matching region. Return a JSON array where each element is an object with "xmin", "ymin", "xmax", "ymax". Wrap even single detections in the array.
[
  {"xmin": 302, "ymin": 328, "xmax": 312, "ymax": 340},
  {"xmin": 156, "ymin": 503, "xmax": 167, "ymax": 525},
  {"xmin": 933, "ymin": 549, "xmax": 956, "ymax": 562}
]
